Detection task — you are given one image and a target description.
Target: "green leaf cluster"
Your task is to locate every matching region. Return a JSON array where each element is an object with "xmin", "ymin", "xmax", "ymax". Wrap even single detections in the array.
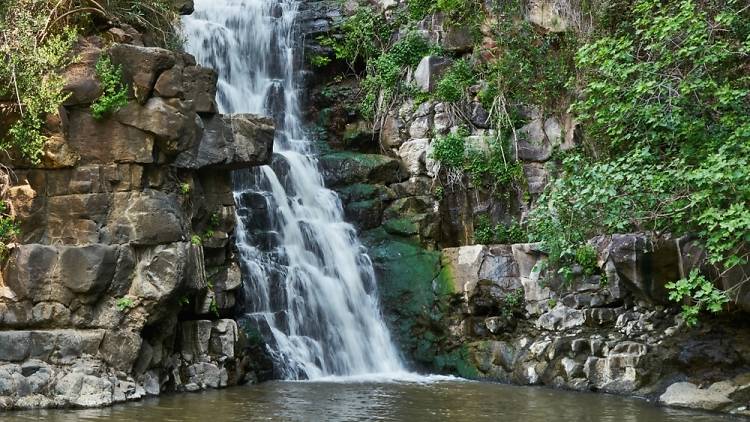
[
  {"xmin": 529, "ymin": 0, "xmax": 750, "ymax": 322},
  {"xmin": 434, "ymin": 59, "xmax": 475, "ymax": 103},
  {"xmin": 666, "ymin": 270, "xmax": 729, "ymax": 326},
  {"xmin": 90, "ymin": 55, "xmax": 128, "ymax": 119},
  {"xmin": 0, "ymin": 2, "xmax": 77, "ymax": 163}
]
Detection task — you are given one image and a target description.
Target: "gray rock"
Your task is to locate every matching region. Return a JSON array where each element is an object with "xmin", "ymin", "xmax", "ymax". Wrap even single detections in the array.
[
  {"xmin": 55, "ymin": 371, "xmax": 114, "ymax": 408},
  {"xmin": 659, "ymin": 382, "xmax": 733, "ymax": 411},
  {"xmin": 174, "ymin": 114, "xmax": 273, "ymax": 170},
  {"xmin": 398, "ymin": 139, "xmax": 429, "ymax": 176},
  {"xmin": 413, "ymin": 56, "xmax": 452, "ymax": 92}
]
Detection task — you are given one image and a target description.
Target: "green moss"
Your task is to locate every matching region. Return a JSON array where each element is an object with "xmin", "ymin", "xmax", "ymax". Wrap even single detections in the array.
[
  {"xmin": 383, "ymin": 218, "xmax": 419, "ymax": 237},
  {"xmin": 433, "ymin": 345, "xmax": 480, "ymax": 379}
]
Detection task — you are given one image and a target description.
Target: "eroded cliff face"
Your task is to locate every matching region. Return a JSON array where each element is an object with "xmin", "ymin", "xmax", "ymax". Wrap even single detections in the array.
[
  {"xmin": 0, "ymin": 26, "xmax": 273, "ymax": 409},
  {"xmin": 301, "ymin": 0, "xmax": 750, "ymax": 415}
]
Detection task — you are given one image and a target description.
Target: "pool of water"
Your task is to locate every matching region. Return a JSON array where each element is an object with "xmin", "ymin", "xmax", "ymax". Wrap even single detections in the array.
[{"xmin": 5, "ymin": 379, "xmax": 738, "ymax": 421}]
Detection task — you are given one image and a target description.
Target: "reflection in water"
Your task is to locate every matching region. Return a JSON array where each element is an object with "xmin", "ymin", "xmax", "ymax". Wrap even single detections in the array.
[{"xmin": 4, "ymin": 380, "xmax": 734, "ymax": 422}]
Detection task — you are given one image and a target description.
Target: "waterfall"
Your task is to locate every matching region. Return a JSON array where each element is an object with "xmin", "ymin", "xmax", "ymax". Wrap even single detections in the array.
[{"xmin": 182, "ymin": 0, "xmax": 405, "ymax": 379}]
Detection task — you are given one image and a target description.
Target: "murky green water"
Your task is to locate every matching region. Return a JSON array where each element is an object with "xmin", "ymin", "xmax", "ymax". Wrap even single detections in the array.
[{"xmin": 5, "ymin": 380, "xmax": 738, "ymax": 421}]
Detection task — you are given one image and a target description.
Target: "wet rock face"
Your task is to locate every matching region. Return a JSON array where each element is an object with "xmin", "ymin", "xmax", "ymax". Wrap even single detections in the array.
[{"xmin": 0, "ymin": 33, "xmax": 273, "ymax": 410}]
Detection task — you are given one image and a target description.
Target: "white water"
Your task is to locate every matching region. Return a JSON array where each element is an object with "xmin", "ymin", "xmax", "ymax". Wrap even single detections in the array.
[{"xmin": 182, "ymin": 0, "xmax": 406, "ymax": 379}]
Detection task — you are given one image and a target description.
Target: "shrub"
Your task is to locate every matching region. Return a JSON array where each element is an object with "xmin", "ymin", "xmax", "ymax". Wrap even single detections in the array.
[
  {"xmin": 90, "ymin": 55, "xmax": 128, "ymax": 119},
  {"xmin": 431, "ymin": 131, "xmax": 466, "ymax": 169},
  {"xmin": 529, "ymin": 0, "xmax": 749, "ymax": 323},
  {"xmin": 0, "ymin": 200, "xmax": 19, "ymax": 259},
  {"xmin": 0, "ymin": 2, "xmax": 77, "ymax": 163},
  {"xmin": 434, "ymin": 59, "xmax": 475, "ymax": 103}
]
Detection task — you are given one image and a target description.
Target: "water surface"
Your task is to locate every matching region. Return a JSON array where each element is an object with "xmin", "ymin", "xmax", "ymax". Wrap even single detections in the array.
[{"xmin": 6, "ymin": 380, "xmax": 737, "ymax": 421}]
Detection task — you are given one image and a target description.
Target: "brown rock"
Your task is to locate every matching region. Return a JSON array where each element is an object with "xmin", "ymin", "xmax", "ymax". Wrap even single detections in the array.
[
  {"xmin": 115, "ymin": 98, "xmax": 201, "ymax": 155},
  {"xmin": 109, "ymin": 44, "xmax": 177, "ymax": 103},
  {"xmin": 64, "ymin": 110, "xmax": 154, "ymax": 164}
]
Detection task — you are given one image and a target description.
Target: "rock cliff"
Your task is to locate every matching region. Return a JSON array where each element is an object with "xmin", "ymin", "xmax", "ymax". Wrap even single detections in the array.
[{"xmin": 0, "ymin": 29, "xmax": 273, "ymax": 409}]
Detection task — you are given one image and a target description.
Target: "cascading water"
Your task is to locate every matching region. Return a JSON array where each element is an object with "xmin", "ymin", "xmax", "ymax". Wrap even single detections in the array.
[{"xmin": 182, "ymin": 0, "xmax": 405, "ymax": 379}]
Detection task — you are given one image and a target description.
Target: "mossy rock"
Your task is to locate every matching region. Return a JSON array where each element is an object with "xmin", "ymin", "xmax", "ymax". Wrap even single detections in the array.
[{"xmin": 318, "ymin": 151, "xmax": 406, "ymax": 187}]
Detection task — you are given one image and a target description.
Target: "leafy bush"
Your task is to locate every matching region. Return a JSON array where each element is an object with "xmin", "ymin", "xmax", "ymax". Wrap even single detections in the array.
[
  {"xmin": 90, "ymin": 55, "xmax": 128, "ymax": 119},
  {"xmin": 529, "ymin": 0, "xmax": 749, "ymax": 322},
  {"xmin": 0, "ymin": 2, "xmax": 77, "ymax": 163},
  {"xmin": 431, "ymin": 131, "xmax": 466, "ymax": 169},
  {"xmin": 434, "ymin": 59, "xmax": 475, "ymax": 103},
  {"xmin": 474, "ymin": 215, "xmax": 494, "ymax": 244},
  {"xmin": 0, "ymin": 200, "xmax": 19, "ymax": 259},
  {"xmin": 359, "ymin": 32, "xmax": 434, "ymax": 118},
  {"xmin": 330, "ymin": 6, "xmax": 391, "ymax": 67},
  {"xmin": 666, "ymin": 270, "xmax": 729, "ymax": 326}
]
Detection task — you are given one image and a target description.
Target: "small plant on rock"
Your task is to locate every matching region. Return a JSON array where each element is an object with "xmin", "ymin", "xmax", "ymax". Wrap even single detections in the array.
[
  {"xmin": 90, "ymin": 55, "xmax": 128, "ymax": 119},
  {"xmin": 116, "ymin": 297, "xmax": 135, "ymax": 311}
]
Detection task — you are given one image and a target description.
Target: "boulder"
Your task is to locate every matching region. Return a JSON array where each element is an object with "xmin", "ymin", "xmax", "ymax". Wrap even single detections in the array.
[
  {"xmin": 173, "ymin": 0, "xmax": 195, "ymax": 15},
  {"xmin": 398, "ymin": 139, "xmax": 429, "ymax": 176},
  {"xmin": 380, "ymin": 113, "xmax": 405, "ymax": 149},
  {"xmin": 659, "ymin": 382, "xmax": 734, "ymax": 411},
  {"xmin": 109, "ymin": 44, "xmax": 177, "ymax": 103},
  {"xmin": 174, "ymin": 114, "xmax": 273, "ymax": 169},
  {"xmin": 105, "ymin": 191, "xmax": 185, "ymax": 245},
  {"xmin": 62, "ymin": 38, "xmax": 104, "ymax": 106},
  {"xmin": 318, "ymin": 152, "xmax": 406, "ymax": 186},
  {"xmin": 64, "ymin": 110, "xmax": 154, "ymax": 164},
  {"xmin": 3, "ymin": 244, "xmax": 124, "ymax": 306},
  {"xmin": 516, "ymin": 116, "xmax": 562, "ymax": 162},
  {"xmin": 413, "ymin": 56, "xmax": 452, "ymax": 92},
  {"xmin": 594, "ymin": 234, "xmax": 679, "ymax": 303},
  {"xmin": 55, "ymin": 371, "xmax": 114, "ymax": 408},
  {"xmin": 115, "ymin": 97, "xmax": 201, "ymax": 155}
]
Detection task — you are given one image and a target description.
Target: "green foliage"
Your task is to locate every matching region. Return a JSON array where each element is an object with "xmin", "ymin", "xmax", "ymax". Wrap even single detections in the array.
[
  {"xmin": 479, "ymin": 8, "xmax": 577, "ymax": 121},
  {"xmin": 359, "ymin": 32, "xmax": 433, "ymax": 118},
  {"xmin": 434, "ymin": 186, "xmax": 444, "ymax": 200},
  {"xmin": 500, "ymin": 288, "xmax": 525, "ymax": 318},
  {"xmin": 463, "ymin": 137, "xmax": 523, "ymax": 190},
  {"xmin": 180, "ymin": 182, "xmax": 191, "ymax": 195},
  {"xmin": 116, "ymin": 297, "xmax": 135, "ymax": 311},
  {"xmin": 190, "ymin": 234, "xmax": 202, "ymax": 246},
  {"xmin": 209, "ymin": 297, "xmax": 219, "ymax": 317},
  {"xmin": 666, "ymin": 270, "xmax": 729, "ymax": 326},
  {"xmin": 0, "ymin": 200, "xmax": 19, "ymax": 259},
  {"xmin": 434, "ymin": 59, "xmax": 475, "ymax": 103},
  {"xmin": 90, "ymin": 55, "xmax": 128, "ymax": 119},
  {"xmin": 474, "ymin": 215, "xmax": 527, "ymax": 245},
  {"xmin": 329, "ymin": 6, "xmax": 391, "ymax": 66},
  {"xmin": 0, "ymin": 2, "xmax": 77, "ymax": 163},
  {"xmin": 309, "ymin": 54, "xmax": 331, "ymax": 68},
  {"xmin": 209, "ymin": 212, "xmax": 221, "ymax": 228},
  {"xmin": 496, "ymin": 221, "xmax": 526, "ymax": 244},
  {"xmin": 431, "ymin": 131, "xmax": 466, "ymax": 169},
  {"xmin": 575, "ymin": 244, "xmax": 598, "ymax": 276},
  {"xmin": 529, "ymin": 0, "xmax": 750, "ymax": 323},
  {"xmin": 473, "ymin": 215, "xmax": 494, "ymax": 244}
]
